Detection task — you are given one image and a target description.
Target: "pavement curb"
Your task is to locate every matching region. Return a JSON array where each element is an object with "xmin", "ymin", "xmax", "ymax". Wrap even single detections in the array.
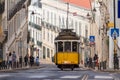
[
  {"xmin": 83, "ymin": 67, "xmax": 120, "ymax": 73},
  {"xmin": 0, "ymin": 66, "xmax": 44, "ymax": 72}
]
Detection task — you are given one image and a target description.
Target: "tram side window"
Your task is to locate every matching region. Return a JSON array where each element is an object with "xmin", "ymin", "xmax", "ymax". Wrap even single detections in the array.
[
  {"xmin": 65, "ymin": 42, "xmax": 71, "ymax": 52},
  {"xmin": 55, "ymin": 43, "xmax": 57, "ymax": 53},
  {"xmin": 58, "ymin": 42, "xmax": 63, "ymax": 52},
  {"xmin": 72, "ymin": 42, "xmax": 77, "ymax": 52}
]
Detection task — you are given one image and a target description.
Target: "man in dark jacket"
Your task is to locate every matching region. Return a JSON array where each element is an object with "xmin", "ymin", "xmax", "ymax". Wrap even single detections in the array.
[
  {"xmin": 24, "ymin": 54, "xmax": 28, "ymax": 66},
  {"xmin": 30, "ymin": 55, "xmax": 34, "ymax": 66}
]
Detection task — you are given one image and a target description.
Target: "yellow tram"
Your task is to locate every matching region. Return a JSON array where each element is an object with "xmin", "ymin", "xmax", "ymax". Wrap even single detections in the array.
[{"xmin": 54, "ymin": 29, "xmax": 80, "ymax": 70}]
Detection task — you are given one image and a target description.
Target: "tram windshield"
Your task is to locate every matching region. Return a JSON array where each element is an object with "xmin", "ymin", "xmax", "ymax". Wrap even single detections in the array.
[
  {"xmin": 57, "ymin": 41, "xmax": 78, "ymax": 52},
  {"xmin": 65, "ymin": 42, "xmax": 71, "ymax": 52},
  {"xmin": 58, "ymin": 42, "xmax": 63, "ymax": 52},
  {"xmin": 72, "ymin": 42, "xmax": 77, "ymax": 52}
]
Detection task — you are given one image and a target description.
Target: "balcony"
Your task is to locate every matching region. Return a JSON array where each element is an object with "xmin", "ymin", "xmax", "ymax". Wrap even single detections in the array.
[
  {"xmin": 37, "ymin": 41, "xmax": 42, "ymax": 47},
  {"xmin": 27, "ymin": 0, "xmax": 31, "ymax": 7},
  {"xmin": 29, "ymin": 21, "xmax": 41, "ymax": 30},
  {"xmin": 2, "ymin": 30, "xmax": 8, "ymax": 43},
  {"xmin": 8, "ymin": 0, "xmax": 26, "ymax": 20},
  {"xmin": 31, "ymin": 37, "xmax": 34, "ymax": 43},
  {"xmin": 0, "ymin": 1, "xmax": 5, "ymax": 14}
]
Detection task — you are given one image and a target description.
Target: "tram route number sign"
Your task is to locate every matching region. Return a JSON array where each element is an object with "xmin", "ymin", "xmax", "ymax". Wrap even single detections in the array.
[{"xmin": 89, "ymin": 36, "xmax": 95, "ymax": 42}]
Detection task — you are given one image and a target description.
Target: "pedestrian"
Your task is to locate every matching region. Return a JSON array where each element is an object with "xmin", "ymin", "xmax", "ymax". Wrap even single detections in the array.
[
  {"xmin": 8, "ymin": 52, "xmax": 12, "ymax": 69},
  {"xmin": 89, "ymin": 57, "xmax": 92, "ymax": 68},
  {"xmin": 24, "ymin": 54, "xmax": 28, "ymax": 66},
  {"xmin": 12, "ymin": 51, "xmax": 16, "ymax": 68},
  {"xmin": 85, "ymin": 57, "xmax": 89, "ymax": 67},
  {"xmin": 30, "ymin": 55, "xmax": 34, "ymax": 66},
  {"xmin": 36, "ymin": 56, "xmax": 39, "ymax": 66}
]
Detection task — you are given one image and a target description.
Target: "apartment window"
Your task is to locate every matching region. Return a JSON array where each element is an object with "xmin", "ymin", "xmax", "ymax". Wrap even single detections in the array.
[
  {"xmin": 47, "ymin": 11, "xmax": 49, "ymax": 22},
  {"xmin": 69, "ymin": 18, "xmax": 72, "ymax": 28},
  {"xmin": 59, "ymin": 16, "xmax": 61, "ymax": 28},
  {"xmin": 85, "ymin": 25, "xmax": 88, "ymax": 38},
  {"xmin": 48, "ymin": 32, "xmax": 49, "ymax": 41},
  {"xmin": 36, "ymin": 32, "xmax": 37, "ymax": 41},
  {"xmin": 37, "ymin": 31, "xmax": 39, "ymax": 41},
  {"xmin": 43, "ymin": 9, "xmax": 45, "ymax": 19},
  {"xmin": 79, "ymin": 22, "xmax": 81, "ymax": 35},
  {"xmin": 38, "ymin": 17, "xmax": 40, "ymax": 25},
  {"xmin": 47, "ymin": 48, "xmax": 50, "ymax": 58},
  {"xmin": 62, "ymin": 17, "xmax": 64, "ymax": 28},
  {"xmin": 75, "ymin": 21, "xmax": 78, "ymax": 34},
  {"xmin": 51, "ymin": 34, "xmax": 53, "ymax": 43},
  {"xmin": 43, "ymin": 30, "xmax": 45, "ymax": 40},
  {"xmin": 11, "ymin": 20, "xmax": 14, "ymax": 35},
  {"xmin": 36, "ymin": 16, "xmax": 37, "ymax": 24},
  {"xmin": 43, "ymin": 46, "xmax": 46, "ymax": 59},
  {"xmin": 33, "ymin": 29, "xmax": 34, "ymax": 40},
  {"xmin": 54, "ymin": 13, "xmax": 56, "ymax": 26},
  {"xmin": 14, "ymin": 17, "xmax": 16, "ymax": 32}
]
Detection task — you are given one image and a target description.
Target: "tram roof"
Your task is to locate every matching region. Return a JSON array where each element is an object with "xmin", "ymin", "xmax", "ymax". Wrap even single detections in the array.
[{"xmin": 55, "ymin": 29, "xmax": 80, "ymax": 40}]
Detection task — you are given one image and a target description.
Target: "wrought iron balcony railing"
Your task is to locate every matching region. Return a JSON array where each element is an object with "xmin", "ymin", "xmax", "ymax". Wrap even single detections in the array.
[
  {"xmin": 0, "ymin": 1, "xmax": 5, "ymax": 14},
  {"xmin": 8, "ymin": 0, "xmax": 26, "ymax": 20},
  {"xmin": 37, "ymin": 41, "xmax": 42, "ymax": 47},
  {"xmin": 29, "ymin": 21, "xmax": 41, "ymax": 30},
  {"xmin": 27, "ymin": 0, "xmax": 31, "ymax": 7}
]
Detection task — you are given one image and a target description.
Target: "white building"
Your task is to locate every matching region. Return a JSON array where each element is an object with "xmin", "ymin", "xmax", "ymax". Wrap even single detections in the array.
[
  {"xmin": 28, "ymin": 1, "xmax": 42, "ymax": 59},
  {"xmin": 29, "ymin": 0, "xmax": 103, "ymax": 64},
  {"xmin": 108, "ymin": 0, "xmax": 120, "ymax": 69},
  {"xmin": 1, "ymin": 0, "xmax": 30, "ymax": 61},
  {"xmin": 41, "ymin": 0, "xmax": 91, "ymax": 62}
]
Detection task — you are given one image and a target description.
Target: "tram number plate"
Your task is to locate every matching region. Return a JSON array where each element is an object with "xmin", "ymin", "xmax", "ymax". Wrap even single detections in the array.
[{"xmin": 64, "ymin": 61, "xmax": 70, "ymax": 64}]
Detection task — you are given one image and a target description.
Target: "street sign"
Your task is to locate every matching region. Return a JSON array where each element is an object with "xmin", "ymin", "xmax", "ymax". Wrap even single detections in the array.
[
  {"xmin": 118, "ymin": 0, "xmax": 120, "ymax": 18},
  {"xmin": 89, "ymin": 36, "xmax": 95, "ymax": 42},
  {"xmin": 111, "ymin": 28, "xmax": 119, "ymax": 37}
]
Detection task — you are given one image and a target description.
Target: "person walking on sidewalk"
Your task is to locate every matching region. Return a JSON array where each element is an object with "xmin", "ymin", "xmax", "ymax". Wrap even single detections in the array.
[
  {"xmin": 8, "ymin": 52, "xmax": 12, "ymax": 69},
  {"xmin": 24, "ymin": 54, "xmax": 28, "ymax": 66},
  {"xmin": 12, "ymin": 51, "xmax": 16, "ymax": 68},
  {"xmin": 36, "ymin": 56, "xmax": 39, "ymax": 66},
  {"xmin": 30, "ymin": 55, "xmax": 34, "ymax": 67}
]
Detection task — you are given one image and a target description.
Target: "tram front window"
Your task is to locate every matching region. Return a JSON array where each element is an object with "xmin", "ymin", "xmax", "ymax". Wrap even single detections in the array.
[
  {"xmin": 72, "ymin": 42, "xmax": 77, "ymax": 52},
  {"xmin": 65, "ymin": 42, "xmax": 71, "ymax": 52},
  {"xmin": 58, "ymin": 42, "xmax": 63, "ymax": 52}
]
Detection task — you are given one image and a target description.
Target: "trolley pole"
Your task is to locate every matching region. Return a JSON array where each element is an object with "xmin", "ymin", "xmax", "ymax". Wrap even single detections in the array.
[{"xmin": 66, "ymin": 2, "xmax": 69, "ymax": 29}]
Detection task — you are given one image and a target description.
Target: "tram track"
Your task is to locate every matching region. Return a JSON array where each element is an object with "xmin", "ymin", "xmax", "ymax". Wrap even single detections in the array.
[{"xmin": 81, "ymin": 74, "xmax": 88, "ymax": 80}]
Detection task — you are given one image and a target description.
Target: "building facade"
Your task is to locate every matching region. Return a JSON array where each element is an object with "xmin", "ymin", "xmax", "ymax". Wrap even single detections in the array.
[
  {"xmin": 93, "ymin": 0, "xmax": 109, "ymax": 69},
  {"xmin": 1, "ymin": 0, "xmax": 31, "ymax": 61},
  {"xmin": 29, "ymin": 0, "xmax": 105, "ymax": 65},
  {"xmin": 0, "ymin": 0, "xmax": 5, "ymax": 61},
  {"xmin": 41, "ymin": 0, "xmax": 91, "ymax": 63},
  {"xmin": 108, "ymin": 0, "xmax": 120, "ymax": 69},
  {"xmin": 28, "ymin": 2, "xmax": 42, "ymax": 60}
]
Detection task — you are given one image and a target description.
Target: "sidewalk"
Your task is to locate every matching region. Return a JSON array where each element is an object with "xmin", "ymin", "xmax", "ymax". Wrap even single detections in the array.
[
  {"xmin": 82, "ymin": 66, "xmax": 120, "ymax": 73},
  {"xmin": 0, "ymin": 59, "xmax": 54, "ymax": 72},
  {"xmin": 100, "ymin": 68, "xmax": 120, "ymax": 73},
  {"xmin": 40, "ymin": 59, "xmax": 54, "ymax": 64},
  {"xmin": 0, "ymin": 65, "xmax": 43, "ymax": 72}
]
